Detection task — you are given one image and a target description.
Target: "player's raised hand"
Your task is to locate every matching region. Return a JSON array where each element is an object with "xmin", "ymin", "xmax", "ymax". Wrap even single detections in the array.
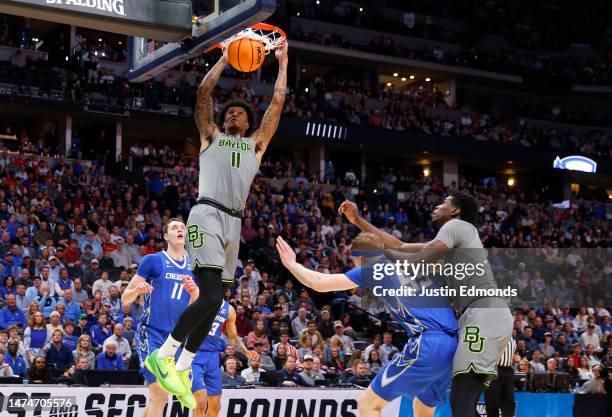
[
  {"xmin": 338, "ymin": 200, "xmax": 360, "ymax": 224},
  {"xmin": 182, "ymin": 275, "xmax": 199, "ymax": 298},
  {"xmin": 135, "ymin": 282, "xmax": 154, "ymax": 295},
  {"xmin": 275, "ymin": 41, "xmax": 288, "ymax": 62},
  {"xmin": 246, "ymin": 350, "xmax": 259, "ymax": 362},
  {"xmin": 276, "ymin": 236, "xmax": 296, "ymax": 268}
]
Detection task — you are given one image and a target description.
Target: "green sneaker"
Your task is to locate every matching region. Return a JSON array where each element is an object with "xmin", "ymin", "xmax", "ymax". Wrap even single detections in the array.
[
  {"xmin": 176, "ymin": 369, "xmax": 196, "ymax": 410},
  {"xmin": 145, "ymin": 349, "xmax": 185, "ymax": 396}
]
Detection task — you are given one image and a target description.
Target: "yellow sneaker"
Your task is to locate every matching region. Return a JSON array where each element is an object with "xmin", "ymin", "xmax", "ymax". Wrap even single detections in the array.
[
  {"xmin": 175, "ymin": 369, "xmax": 196, "ymax": 409},
  {"xmin": 145, "ymin": 349, "xmax": 186, "ymax": 396}
]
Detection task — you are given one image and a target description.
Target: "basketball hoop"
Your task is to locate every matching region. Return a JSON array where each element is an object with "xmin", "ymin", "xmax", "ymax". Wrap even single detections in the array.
[{"xmin": 208, "ymin": 23, "xmax": 286, "ymax": 54}]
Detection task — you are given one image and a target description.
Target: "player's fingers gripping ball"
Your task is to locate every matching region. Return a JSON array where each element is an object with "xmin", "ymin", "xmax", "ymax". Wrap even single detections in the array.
[{"xmin": 227, "ymin": 38, "xmax": 265, "ymax": 72}]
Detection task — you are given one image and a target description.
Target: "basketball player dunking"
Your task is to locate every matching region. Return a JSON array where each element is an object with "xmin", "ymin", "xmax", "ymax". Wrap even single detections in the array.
[{"xmin": 146, "ymin": 42, "xmax": 289, "ymax": 405}]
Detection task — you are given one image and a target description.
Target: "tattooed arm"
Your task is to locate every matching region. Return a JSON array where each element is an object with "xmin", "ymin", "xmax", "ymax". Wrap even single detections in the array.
[
  {"xmin": 195, "ymin": 51, "xmax": 227, "ymax": 151},
  {"xmin": 253, "ymin": 42, "xmax": 288, "ymax": 161}
]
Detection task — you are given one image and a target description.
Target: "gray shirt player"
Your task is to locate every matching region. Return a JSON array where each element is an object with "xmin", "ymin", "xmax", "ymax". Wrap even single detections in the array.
[{"xmin": 199, "ymin": 132, "xmax": 259, "ymax": 211}]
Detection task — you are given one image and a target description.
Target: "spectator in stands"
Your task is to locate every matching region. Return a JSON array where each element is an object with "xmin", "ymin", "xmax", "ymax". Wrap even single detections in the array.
[
  {"xmin": 277, "ymin": 355, "xmax": 304, "ymax": 387},
  {"xmin": 246, "ymin": 319, "xmax": 271, "ymax": 352},
  {"xmin": 253, "ymin": 341, "xmax": 276, "ymax": 372},
  {"xmin": 1, "ymin": 275, "xmax": 17, "ymax": 298},
  {"xmin": 298, "ymin": 354, "xmax": 322, "ymax": 387},
  {"xmin": 584, "ymin": 344, "xmax": 602, "ymax": 367},
  {"xmin": 9, "ymin": 49, "xmax": 27, "ymax": 91},
  {"xmin": 54, "ymin": 268, "xmax": 74, "ymax": 297},
  {"xmin": 346, "ymin": 360, "xmax": 372, "ymax": 385},
  {"xmin": 0, "ymin": 349, "xmax": 14, "ymax": 377},
  {"xmin": 55, "ymin": 362, "xmax": 76, "ymax": 385},
  {"xmin": 545, "ymin": 357, "xmax": 558, "ymax": 374},
  {"xmin": 62, "ymin": 321, "xmax": 77, "ymax": 351},
  {"xmin": 75, "ymin": 313, "xmax": 90, "ymax": 337},
  {"xmin": 122, "ymin": 317, "xmax": 135, "ymax": 347},
  {"xmin": 580, "ymin": 365, "xmax": 606, "ymax": 394},
  {"xmin": 25, "ymin": 278, "xmax": 42, "ymax": 307},
  {"xmin": 72, "ymin": 279, "xmax": 89, "ymax": 305},
  {"xmin": 564, "ymin": 357, "xmax": 579, "ymax": 380},
  {"xmin": 46, "ymin": 311, "xmax": 63, "ymax": 335},
  {"xmin": 364, "ymin": 334, "xmax": 382, "ymax": 361},
  {"xmin": 7, "ymin": 325, "xmax": 26, "ymax": 358},
  {"xmin": 45, "ymin": 329, "xmax": 73, "ymax": 371},
  {"xmin": 577, "ymin": 356, "xmax": 593, "ymax": 380},
  {"xmin": 59, "ymin": 289, "xmax": 81, "ymax": 323},
  {"xmin": 529, "ymin": 350, "xmax": 546, "ymax": 374},
  {"xmin": 366, "ymin": 349, "xmax": 383, "ymax": 374},
  {"xmin": 300, "ymin": 320, "xmax": 324, "ymax": 350},
  {"xmin": 234, "ymin": 304, "xmax": 252, "ymax": 338},
  {"xmin": 554, "ymin": 334, "xmax": 572, "ymax": 357},
  {"xmin": 4, "ymin": 340, "xmax": 26, "ymax": 377},
  {"xmin": 580, "ymin": 324, "xmax": 601, "ymax": 352},
  {"xmin": 378, "ymin": 332, "xmax": 397, "ymax": 364},
  {"xmin": 326, "ymin": 346, "xmax": 346, "ymax": 375},
  {"xmin": 15, "ymin": 283, "xmax": 29, "ymax": 312},
  {"xmin": 240, "ymin": 354, "xmax": 266, "ymax": 385},
  {"xmin": 92, "ymin": 271, "xmax": 113, "ymax": 299},
  {"xmin": 96, "ymin": 341, "xmax": 124, "ymax": 370},
  {"xmin": 23, "ymin": 311, "xmax": 47, "ymax": 364},
  {"xmin": 222, "ymin": 357, "xmax": 245, "ymax": 388},
  {"xmin": 291, "ymin": 307, "xmax": 309, "ymax": 336},
  {"xmin": 538, "ymin": 332, "xmax": 556, "ymax": 358},
  {"xmin": 102, "ymin": 323, "xmax": 131, "ymax": 366},
  {"xmin": 71, "ymin": 356, "xmax": 90, "ymax": 386},
  {"xmin": 0, "ymin": 294, "xmax": 26, "ymax": 329},
  {"xmin": 37, "ymin": 287, "xmax": 56, "ymax": 319},
  {"xmin": 317, "ymin": 309, "xmax": 334, "ymax": 340},
  {"xmin": 72, "ymin": 334, "xmax": 95, "ymax": 370},
  {"xmin": 90, "ymin": 313, "xmax": 111, "ymax": 350},
  {"xmin": 27, "ymin": 356, "xmax": 54, "ymax": 384}
]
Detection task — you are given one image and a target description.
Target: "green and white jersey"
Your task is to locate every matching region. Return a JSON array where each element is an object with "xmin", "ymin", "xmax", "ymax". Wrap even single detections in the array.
[{"xmin": 198, "ymin": 132, "xmax": 259, "ymax": 210}]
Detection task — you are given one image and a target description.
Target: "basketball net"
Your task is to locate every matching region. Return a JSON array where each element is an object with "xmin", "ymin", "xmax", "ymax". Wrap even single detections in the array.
[{"xmin": 206, "ymin": 23, "xmax": 286, "ymax": 54}]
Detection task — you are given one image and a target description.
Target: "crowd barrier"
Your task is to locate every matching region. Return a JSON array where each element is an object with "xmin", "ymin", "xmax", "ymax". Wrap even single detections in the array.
[{"xmin": 0, "ymin": 385, "xmax": 607, "ymax": 417}]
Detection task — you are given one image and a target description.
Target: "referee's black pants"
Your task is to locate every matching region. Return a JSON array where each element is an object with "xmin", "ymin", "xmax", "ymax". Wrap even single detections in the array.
[{"xmin": 484, "ymin": 366, "xmax": 515, "ymax": 417}]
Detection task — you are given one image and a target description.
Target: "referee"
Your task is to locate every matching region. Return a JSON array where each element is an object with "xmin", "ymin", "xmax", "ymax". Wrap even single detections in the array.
[{"xmin": 484, "ymin": 338, "xmax": 517, "ymax": 417}]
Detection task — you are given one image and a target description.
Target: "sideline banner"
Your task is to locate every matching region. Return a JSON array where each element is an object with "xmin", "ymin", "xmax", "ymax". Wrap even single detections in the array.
[
  {"xmin": 398, "ymin": 392, "xmax": 577, "ymax": 417},
  {"xmin": 0, "ymin": 386, "xmax": 400, "ymax": 417}
]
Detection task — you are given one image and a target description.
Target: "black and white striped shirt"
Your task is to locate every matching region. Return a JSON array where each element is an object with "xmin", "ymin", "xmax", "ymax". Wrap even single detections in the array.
[{"xmin": 498, "ymin": 338, "xmax": 517, "ymax": 368}]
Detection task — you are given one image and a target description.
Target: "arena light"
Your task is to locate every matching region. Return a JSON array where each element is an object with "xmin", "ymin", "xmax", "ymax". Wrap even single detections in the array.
[
  {"xmin": 401, "ymin": 77, "xmax": 406, "ymax": 81},
  {"xmin": 393, "ymin": 73, "xmax": 398, "ymax": 77},
  {"xmin": 423, "ymin": 168, "xmax": 430, "ymax": 177},
  {"xmin": 305, "ymin": 122, "xmax": 348, "ymax": 140},
  {"xmin": 386, "ymin": 82, "xmax": 392, "ymax": 86},
  {"xmin": 359, "ymin": 7, "xmax": 363, "ymax": 12},
  {"xmin": 553, "ymin": 155, "xmax": 597, "ymax": 173},
  {"xmin": 425, "ymin": 77, "xmax": 431, "ymax": 82},
  {"xmin": 409, "ymin": 75, "xmax": 415, "ymax": 80},
  {"xmin": 305, "ymin": 88, "xmax": 309, "ymax": 92},
  {"xmin": 507, "ymin": 178, "xmax": 516, "ymax": 187}
]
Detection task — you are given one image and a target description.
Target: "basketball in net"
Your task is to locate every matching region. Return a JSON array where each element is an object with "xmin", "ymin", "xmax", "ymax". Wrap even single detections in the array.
[{"xmin": 215, "ymin": 23, "xmax": 287, "ymax": 73}]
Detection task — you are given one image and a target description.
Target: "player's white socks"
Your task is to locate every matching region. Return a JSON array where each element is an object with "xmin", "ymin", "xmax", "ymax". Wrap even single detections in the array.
[
  {"xmin": 157, "ymin": 336, "xmax": 181, "ymax": 359},
  {"xmin": 176, "ymin": 349, "xmax": 196, "ymax": 372}
]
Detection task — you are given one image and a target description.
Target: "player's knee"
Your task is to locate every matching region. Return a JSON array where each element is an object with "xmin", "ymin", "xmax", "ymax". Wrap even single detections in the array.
[
  {"xmin": 208, "ymin": 397, "xmax": 221, "ymax": 414},
  {"xmin": 357, "ymin": 397, "xmax": 380, "ymax": 413},
  {"xmin": 195, "ymin": 394, "xmax": 207, "ymax": 412}
]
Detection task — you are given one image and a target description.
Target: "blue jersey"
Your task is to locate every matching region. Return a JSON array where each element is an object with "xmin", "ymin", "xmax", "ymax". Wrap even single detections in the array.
[
  {"xmin": 199, "ymin": 300, "xmax": 230, "ymax": 352},
  {"xmin": 345, "ymin": 258, "xmax": 458, "ymax": 337},
  {"xmin": 137, "ymin": 251, "xmax": 193, "ymax": 333}
]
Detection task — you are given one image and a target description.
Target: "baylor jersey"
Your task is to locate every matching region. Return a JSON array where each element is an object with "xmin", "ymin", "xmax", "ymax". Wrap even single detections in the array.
[{"xmin": 198, "ymin": 132, "xmax": 259, "ymax": 210}]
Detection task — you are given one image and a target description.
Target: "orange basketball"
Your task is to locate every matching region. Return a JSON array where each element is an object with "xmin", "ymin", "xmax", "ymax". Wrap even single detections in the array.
[{"xmin": 227, "ymin": 38, "xmax": 265, "ymax": 72}]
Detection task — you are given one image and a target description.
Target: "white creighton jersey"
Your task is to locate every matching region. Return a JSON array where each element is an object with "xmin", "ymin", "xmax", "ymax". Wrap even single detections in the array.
[{"xmin": 198, "ymin": 132, "xmax": 258, "ymax": 210}]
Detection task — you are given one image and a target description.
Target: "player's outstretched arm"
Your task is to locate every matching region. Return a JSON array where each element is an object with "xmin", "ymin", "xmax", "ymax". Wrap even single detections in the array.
[
  {"xmin": 195, "ymin": 51, "xmax": 227, "ymax": 145},
  {"xmin": 253, "ymin": 42, "xmax": 288, "ymax": 158},
  {"xmin": 384, "ymin": 239, "xmax": 448, "ymax": 264},
  {"xmin": 121, "ymin": 275, "xmax": 153, "ymax": 305},
  {"xmin": 226, "ymin": 306, "xmax": 258, "ymax": 361},
  {"xmin": 338, "ymin": 200, "xmax": 406, "ymax": 249},
  {"xmin": 276, "ymin": 237, "xmax": 355, "ymax": 292}
]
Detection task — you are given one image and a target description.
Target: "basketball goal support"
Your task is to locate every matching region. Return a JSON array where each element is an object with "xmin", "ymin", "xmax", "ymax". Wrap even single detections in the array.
[{"xmin": 127, "ymin": 0, "xmax": 277, "ymax": 83}]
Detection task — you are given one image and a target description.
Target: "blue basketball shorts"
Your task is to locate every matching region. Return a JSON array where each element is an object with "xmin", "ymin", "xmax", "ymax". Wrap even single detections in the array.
[
  {"xmin": 136, "ymin": 325, "xmax": 170, "ymax": 385},
  {"xmin": 370, "ymin": 330, "xmax": 457, "ymax": 407},
  {"xmin": 191, "ymin": 350, "xmax": 222, "ymax": 396}
]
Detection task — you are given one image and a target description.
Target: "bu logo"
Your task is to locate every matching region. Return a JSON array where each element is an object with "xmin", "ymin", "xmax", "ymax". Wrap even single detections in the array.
[
  {"xmin": 463, "ymin": 326, "xmax": 486, "ymax": 353},
  {"xmin": 187, "ymin": 225, "xmax": 205, "ymax": 249}
]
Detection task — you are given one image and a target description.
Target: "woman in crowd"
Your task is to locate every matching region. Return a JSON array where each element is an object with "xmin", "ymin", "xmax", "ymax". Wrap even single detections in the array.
[
  {"xmin": 72, "ymin": 334, "xmax": 95, "ymax": 370},
  {"xmin": 366, "ymin": 349, "xmax": 383, "ymax": 375},
  {"xmin": 577, "ymin": 356, "xmax": 594, "ymax": 380},
  {"xmin": 246, "ymin": 319, "xmax": 271, "ymax": 352},
  {"xmin": 25, "ymin": 301, "xmax": 41, "ymax": 323},
  {"xmin": 1, "ymin": 275, "xmax": 17, "ymax": 298},
  {"xmin": 273, "ymin": 342, "xmax": 288, "ymax": 370},
  {"xmin": 24, "ymin": 311, "xmax": 48, "ymax": 365},
  {"xmin": 297, "ymin": 335, "xmax": 313, "ymax": 361},
  {"xmin": 326, "ymin": 346, "xmax": 346, "ymax": 375},
  {"xmin": 37, "ymin": 287, "xmax": 56, "ymax": 319}
]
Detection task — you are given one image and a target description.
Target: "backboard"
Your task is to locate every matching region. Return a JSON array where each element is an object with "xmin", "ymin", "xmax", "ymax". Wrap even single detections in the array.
[{"xmin": 127, "ymin": 0, "xmax": 277, "ymax": 83}]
